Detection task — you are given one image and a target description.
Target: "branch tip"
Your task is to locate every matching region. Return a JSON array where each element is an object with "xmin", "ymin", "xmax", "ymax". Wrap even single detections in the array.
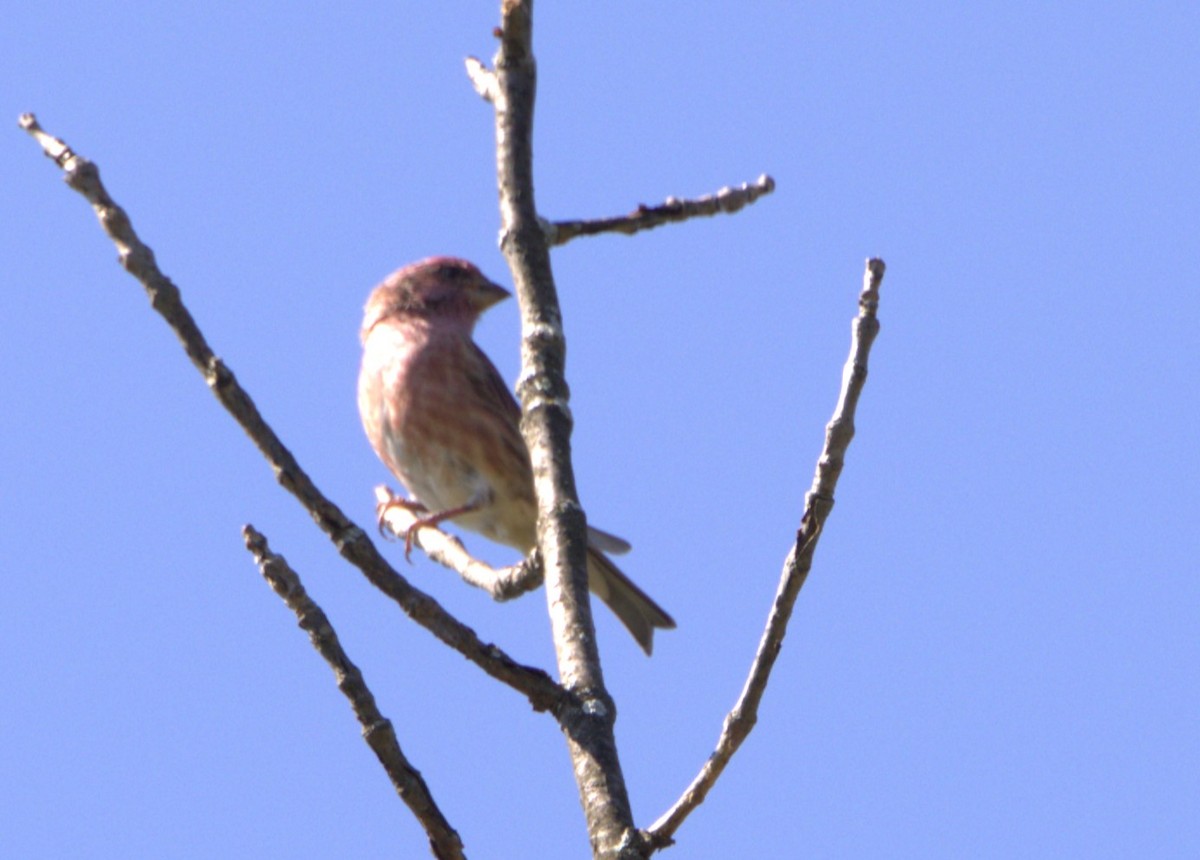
[
  {"xmin": 465, "ymin": 56, "xmax": 499, "ymax": 102},
  {"xmin": 548, "ymin": 174, "xmax": 776, "ymax": 247},
  {"xmin": 649, "ymin": 256, "xmax": 886, "ymax": 844}
]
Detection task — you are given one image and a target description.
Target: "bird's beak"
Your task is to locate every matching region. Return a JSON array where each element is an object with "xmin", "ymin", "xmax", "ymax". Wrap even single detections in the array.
[{"xmin": 474, "ymin": 278, "xmax": 511, "ymax": 311}]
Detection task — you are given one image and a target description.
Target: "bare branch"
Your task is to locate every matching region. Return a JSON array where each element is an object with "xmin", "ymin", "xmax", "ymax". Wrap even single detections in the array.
[
  {"xmin": 545, "ymin": 175, "xmax": 776, "ymax": 248},
  {"xmin": 375, "ymin": 485, "xmax": 545, "ymax": 601},
  {"xmin": 18, "ymin": 112, "xmax": 568, "ymax": 715},
  {"xmin": 647, "ymin": 258, "xmax": 886, "ymax": 849},
  {"xmin": 485, "ymin": 4, "xmax": 640, "ymax": 856},
  {"xmin": 244, "ymin": 525, "xmax": 465, "ymax": 860}
]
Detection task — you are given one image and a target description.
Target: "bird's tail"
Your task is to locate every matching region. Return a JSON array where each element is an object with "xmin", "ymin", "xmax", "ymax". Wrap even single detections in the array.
[{"xmin": 586, "ymin": 547, "xmax": 675, "ymax": 655}]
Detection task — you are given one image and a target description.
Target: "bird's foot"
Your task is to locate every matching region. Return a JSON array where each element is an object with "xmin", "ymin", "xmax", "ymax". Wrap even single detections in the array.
[{"xmin": 375, "ymin": 496, "xmax": 428, "ymax": 550}]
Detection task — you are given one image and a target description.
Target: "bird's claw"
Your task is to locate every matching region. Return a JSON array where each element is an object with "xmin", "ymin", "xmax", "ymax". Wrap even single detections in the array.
[
  {"xmin": 377, "ymin": 494, "xmax": 481, "ymax": 564},
  {"xmin": 403, "ymin": 524, "xmax": 421, "ymax": 562},
  {"xmin": 375, "ymin": 496, "xmax": 429, "ymax": 557}
]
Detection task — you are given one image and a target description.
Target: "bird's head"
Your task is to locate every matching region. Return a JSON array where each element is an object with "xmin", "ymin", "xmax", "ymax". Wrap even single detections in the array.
[{"xmin": 362, "ymin": 257, "xmax": 510, "ymax": 339}]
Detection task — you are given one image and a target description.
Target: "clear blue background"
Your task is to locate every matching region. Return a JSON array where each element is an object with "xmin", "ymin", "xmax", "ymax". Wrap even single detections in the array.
[{"xmin": 4, "ymin": 3, "xmax": 1197, "ymax": 857}]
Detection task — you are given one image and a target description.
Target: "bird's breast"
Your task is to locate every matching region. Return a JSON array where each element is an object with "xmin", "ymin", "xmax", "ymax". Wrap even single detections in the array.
[{"xmin": 357, "ymin": 322, "xmax": 536, "ymax": 550}]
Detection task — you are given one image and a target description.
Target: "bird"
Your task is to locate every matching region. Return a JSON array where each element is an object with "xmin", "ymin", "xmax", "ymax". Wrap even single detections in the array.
[{"xmin": 357, "ymin": 256, "xmax": 675, "ymax": 654}]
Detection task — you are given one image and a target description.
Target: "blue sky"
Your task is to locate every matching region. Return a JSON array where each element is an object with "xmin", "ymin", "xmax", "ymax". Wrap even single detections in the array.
[{"xmin": 4, "ymin": 3, "xmax": 1197, "ymax": 857}]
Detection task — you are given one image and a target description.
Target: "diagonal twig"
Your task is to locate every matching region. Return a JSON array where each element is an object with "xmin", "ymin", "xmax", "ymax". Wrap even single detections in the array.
[
  {"xmin": 544, "ymin": 175, "xmax": 776, "ymax": 248},
  {"xmin": 375, "ymin": 485, "xmax": 544, "ymax": 601},
  {"xmin": 465, "ymin": 56, "xmax": 499, "ymax": 103},
  {"xmin": 646, "ymin": 258, "xmax": 886, "ymax": 850},
  {"xmin": 244, "ymin": 525, "xmax": 465, "ymax": 860},
  {"xmin": 18, "ymin": 111, "xmax": 568, "ymax": 715}
]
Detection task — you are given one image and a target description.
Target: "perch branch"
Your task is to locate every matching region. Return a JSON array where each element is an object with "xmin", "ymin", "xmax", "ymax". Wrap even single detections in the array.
[
  {"xmin": 18, "ymin": 112, "xmax": 567, "ymax": 715},
  {"xmin": 545, "ymin": 175, "xmax": 776, "ymax": 247},
  {"xmin": 647, "ymin": 258, "xmax": 886, "ymax": 849},
  {"xmin": 375, "ymin": 485, "xmax": 544, "ymax": 601},
  {"xmin": 244, "ymin": 525, "xmax": 465, "ymax": 860}
]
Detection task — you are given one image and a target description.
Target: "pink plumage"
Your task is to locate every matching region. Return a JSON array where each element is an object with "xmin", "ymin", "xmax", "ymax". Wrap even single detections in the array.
[{"xmin": 358, "ymin": 257, "xmax": 674, "ymax": 654}]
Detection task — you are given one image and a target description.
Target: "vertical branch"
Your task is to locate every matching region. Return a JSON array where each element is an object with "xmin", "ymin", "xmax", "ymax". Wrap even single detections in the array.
[{"xmin": 487, "ymin": 1, "xmax": 637, "ymax": 856}]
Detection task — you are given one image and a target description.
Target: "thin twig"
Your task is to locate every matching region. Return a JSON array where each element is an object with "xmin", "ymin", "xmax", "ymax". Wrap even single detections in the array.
[
  {"xmin": 244, "ymin": 526, "xmax": 465, "ymax": 860},
  {"xmin": 464, "ymin": 56, "xmax": 499, "ymax": 103},
  {"xmin": 375, "ymin": 485, "xmax": 545, "ymax": 601},
  {"xmin": 18, "ymin": 111, "xmax": 568, "ymax": 715},
  {"xmin": 646, "ymin": 258, "xmax": 886, "ymax": 849},
  {"xmin": 545, "ymin": 175, "xmax": 776, "ymax": 248}
]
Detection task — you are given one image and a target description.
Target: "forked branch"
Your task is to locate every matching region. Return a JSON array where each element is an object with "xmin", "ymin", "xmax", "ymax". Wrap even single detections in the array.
[{"xmin": 18, "ymin": 111, "xmax": 567, "ymax": 716}]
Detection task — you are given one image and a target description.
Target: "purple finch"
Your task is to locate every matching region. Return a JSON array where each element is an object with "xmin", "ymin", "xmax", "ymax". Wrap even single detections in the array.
[{"xmin": 357, "ymin": 257, "xmax": 674, "ymax": 654}]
